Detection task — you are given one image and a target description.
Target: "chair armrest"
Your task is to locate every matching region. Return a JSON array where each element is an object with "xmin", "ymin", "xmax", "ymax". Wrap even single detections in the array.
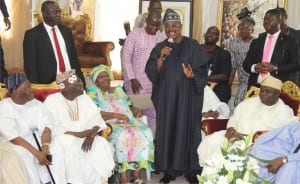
[
  {"xmin": 82, "ymin": 41, "xmax": 115, "ymax": 67},
  {"xmin": 99, "ymin": 123, "xmax": 113, "ymax": 139},
  {"xmin": 0, "ymin": 83, "xmax": 8, "ymax": 100},
  {"xmin": 252, "ymin": 130, "xmax": 268, "ymax": 143},
  {"xmin": 202, "ymin": 119, "xmax": 229, "ymax": 135}
]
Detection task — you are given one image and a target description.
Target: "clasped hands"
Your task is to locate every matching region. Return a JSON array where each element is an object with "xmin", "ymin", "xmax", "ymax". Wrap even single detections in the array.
[
  {"xmin": 225, "ymin": 127, "xmax": 243, "ymax": 142},
  {"xmin": 65, "ymin": 126, "xmax": 99, "ymax": 152},
  {"xmin": 81, "ymin": 127, "xmax": 99, "ymax": 152},
  {"xmin": 255, "ymin": 62, "xmax": 276, "ymax": 73},
  {"xmin": 202, "ymin": 110, "xmax": 219, "ymax": 119}
]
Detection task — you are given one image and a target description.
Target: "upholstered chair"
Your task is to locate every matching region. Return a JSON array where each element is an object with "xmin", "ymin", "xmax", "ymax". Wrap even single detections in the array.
[
  {"xmin": 202, "ymin": 81, "xmax": 300, "ymax": 136},
  {"xmin": 34, "ymin": 11, "xmax": 115, "ymax": 76}
]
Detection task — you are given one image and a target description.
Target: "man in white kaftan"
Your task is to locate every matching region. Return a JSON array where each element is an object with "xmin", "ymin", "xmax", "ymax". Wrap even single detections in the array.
[
  {"xmin": 198, "ymin": 76, "xmax": 299, "ymax": 166},
  {"xmin": 0, "ymin": 74, "xmax": 66, "ymax": 184},
  {"xmin": 202, "ymin": 85, "xmax": 230, "ymax": 121},
  {"xmin": 43, "ymin": 69, "xmax": 115, "ymax": 184}
]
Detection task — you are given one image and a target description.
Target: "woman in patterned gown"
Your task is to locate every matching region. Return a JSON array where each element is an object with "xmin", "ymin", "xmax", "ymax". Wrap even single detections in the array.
[
  {"xmin": 228, "ymin": 17, "xmax": 255, "ymax": 107},
  {"xmin": 86, "ymin": 64, "xmax": 154, "ymax": 184}
]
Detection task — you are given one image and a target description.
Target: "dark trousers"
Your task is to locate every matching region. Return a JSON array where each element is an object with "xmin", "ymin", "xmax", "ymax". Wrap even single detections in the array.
[{"xmin": 0, "ymin": 46, "xmax": 8, "ymax": 83}]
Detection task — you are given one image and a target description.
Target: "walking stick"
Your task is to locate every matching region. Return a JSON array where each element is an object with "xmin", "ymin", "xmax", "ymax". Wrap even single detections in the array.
[{"xmin": 32, "ymin": 132, "xmax": 56, "ymax": 184}]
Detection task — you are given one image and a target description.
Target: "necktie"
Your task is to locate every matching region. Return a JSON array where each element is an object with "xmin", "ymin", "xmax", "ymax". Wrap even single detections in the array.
[
  {"xmin": 52, "ymin": 27, "xmax": 66, "ymax": 72},
  {"xmin": 262, "ymin": 35, "xmax": 273, "ymax": 62},
  {"xmin": 261, "ymin": 35, "xmax": 273, "ymax": 77}
]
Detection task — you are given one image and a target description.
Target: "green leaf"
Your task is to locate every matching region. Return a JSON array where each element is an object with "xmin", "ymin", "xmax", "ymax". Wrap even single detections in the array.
[
  {"xmin": 223, "ymin": 138, "xmax": 229, "ymax": 150},
  {"xmin": 249, "ymin": 154, "xmax": 272, "ymax": 164},
  {"xmin": 245, "ymin": 132, "xmax": 253, "ymax": 146}
]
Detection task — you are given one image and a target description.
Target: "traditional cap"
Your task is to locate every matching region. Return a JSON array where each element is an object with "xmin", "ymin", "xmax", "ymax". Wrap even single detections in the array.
[
  {"xmin": 261, "ymin": 76, "xmax": 283, "ymax": 91},
  {"xmin": 163, "ymin": 8, "xmax": 181, "ymax": 23},
  {"xmin": 56, "ymin": 69, "xmax": 76, "ymax": 84},
  {"xmin": 4, "ymin": 73, "xmax": 27, "ymax": 94},
  {"xmin": 89, "ymin": 64, "xmax": 114, "ymax": 83}
]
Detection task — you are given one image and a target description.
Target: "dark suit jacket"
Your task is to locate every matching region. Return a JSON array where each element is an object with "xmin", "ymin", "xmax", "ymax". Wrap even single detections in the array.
[
  {"xmin": 243, "ymin": 32, "xmax": 300, "ymax": 87},
  {"xmin": 0, "ymin": 0, "xmax": 9, "ymax": 17},
  {"xmin": 287, "ymin": 27, "xmax": 300, "ymax": 48},
  {"xmin": 23, "ymin": 23, "xmax": 85, "ymax": 86}
]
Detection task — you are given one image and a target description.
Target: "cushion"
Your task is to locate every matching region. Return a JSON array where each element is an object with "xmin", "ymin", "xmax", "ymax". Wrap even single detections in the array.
[
  {"xmin": 279, "ymin": 93, "xmax": 299, "ymax": 116},
  {"xmin": 202, "ymin": 119, "xmax": 228, "ymax": 135},
  {"xmin": 33, "ymin": 89, "xmax": 60, "ymax": 102}
]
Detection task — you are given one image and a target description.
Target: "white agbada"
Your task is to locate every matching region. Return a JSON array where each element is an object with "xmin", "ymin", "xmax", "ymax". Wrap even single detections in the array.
[
  {"xmin": 202, "ymin": 85, "xmax": 230, "ymax": 120},
  {"xmin": 198, "ymin": 96, "xmax": 298, "ymax": 166},
  {"xmin": 0, "ymin": 139, "xmax": 29, "ymax": 184},
  {"xmin": 0, "ymin": 98, "xmax": 66, "ymax": 184},
  {"xmin": 43, "ymin": 92, "xmax": 115, "ymax": 184}
]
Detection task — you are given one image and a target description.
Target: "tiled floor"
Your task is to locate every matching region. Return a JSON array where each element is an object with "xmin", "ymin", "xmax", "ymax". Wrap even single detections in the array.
[
  {"xmin": 141, "ymin": 171, "xmax": 189, "ymax": 184},
  {"xmin": 110, "ymin": 170, "xmax": 190, "ymax": 184}
]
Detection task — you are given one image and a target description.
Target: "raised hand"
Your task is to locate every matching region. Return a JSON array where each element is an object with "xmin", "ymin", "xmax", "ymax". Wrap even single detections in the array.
[{"xmin": 182, "ymin": 63, "xmax": 194, "ymax": 78}]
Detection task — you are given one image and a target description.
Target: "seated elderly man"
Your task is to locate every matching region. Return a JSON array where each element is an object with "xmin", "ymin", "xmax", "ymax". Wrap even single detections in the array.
[
  {"xmin": 198, "ymin": 76, "xmax": 298, "ymax": 166},
  {"xmin": 0, "ymin": 73, "xmax": 66, "ymax": 183},
  {"xmin": 251, "ymin": 123, "xmax": 300, "ymax": 184},
  {"xmin": 43, "ymin": 69, "xmax": 115, "ymax": 184}
]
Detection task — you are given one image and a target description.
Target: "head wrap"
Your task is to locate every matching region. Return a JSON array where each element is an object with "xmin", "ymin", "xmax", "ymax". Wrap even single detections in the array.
[
  {"xmin": 163, "ymin": 8, "xmax": 181, "ymax": 24},
  {"xmin": 261, "ymin": 76, "xmax": 283, "ymax": 91},
  {"xmin": 240, "ymin": 16, "xmax": 255, "ymax": 26},
  {"xmin": 89, "ymin": 64, "xmax": 114, "ymax": 83},
  {"xmin": 4, "ymin": 73, "xmax": 27, "ymax": 93},
  {"xmin": 56, "ymin": 69, "xmax": 76, "ymax": 84}
]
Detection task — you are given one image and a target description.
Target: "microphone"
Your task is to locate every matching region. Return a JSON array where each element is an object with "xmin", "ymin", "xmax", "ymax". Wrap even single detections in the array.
[{"xmin": 162, "ymin": 38, "xmax": 174, "ymax": 61}]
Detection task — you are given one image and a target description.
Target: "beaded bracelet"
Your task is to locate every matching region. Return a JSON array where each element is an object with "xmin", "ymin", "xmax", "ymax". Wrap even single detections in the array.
[{"xmin": 42, "ymin": 142, "xmax": 50, "ymax": 147}]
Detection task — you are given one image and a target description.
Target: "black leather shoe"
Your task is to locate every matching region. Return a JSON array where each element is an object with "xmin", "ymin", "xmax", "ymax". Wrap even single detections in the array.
[
  {"xmin": 159, "ymin": 174, "xmax": 175, "ymax": 184},
  {"xmin": 152, "ymin": 170, "xmax": 160, "ymax": 174},
  {"xmin": 185, "ymin": 175, "xmax": 198, "ymax": 184}
]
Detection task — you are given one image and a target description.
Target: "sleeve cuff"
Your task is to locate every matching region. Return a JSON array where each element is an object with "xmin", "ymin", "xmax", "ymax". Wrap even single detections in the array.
[{"xmin": 251, "ymin": 64, "xmax": 257, "ymax": 73}]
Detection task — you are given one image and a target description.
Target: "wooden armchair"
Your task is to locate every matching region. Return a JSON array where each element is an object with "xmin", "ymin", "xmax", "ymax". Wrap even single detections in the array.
[
  {"xmin": 33, "ymin": 11, "xmax": 115, "ymax": 76},
  {"xmin": 202, "ymin": 81, "xmax": 300, "ymax": 135}
]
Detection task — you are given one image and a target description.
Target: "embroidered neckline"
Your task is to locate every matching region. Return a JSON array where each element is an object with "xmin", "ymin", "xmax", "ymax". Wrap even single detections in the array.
[{"xmin": 64, "ymin": 98, "xmax": 79, "ymax": 121}]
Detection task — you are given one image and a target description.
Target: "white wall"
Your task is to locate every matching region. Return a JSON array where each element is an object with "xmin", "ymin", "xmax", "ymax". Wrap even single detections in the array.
[{"xmin": 94, "ymin": 0, "xmax": 138, "ymax": 71}]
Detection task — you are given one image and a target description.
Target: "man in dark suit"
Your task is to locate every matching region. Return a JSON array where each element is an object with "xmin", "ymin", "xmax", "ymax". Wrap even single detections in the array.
[
  {"xmin": 0, "ymin": 0, "xmax": 11, "ymax": 82},
  {"xmin": 276, "ymin": 7, "xmax": 300, "ymax": 85},
  {"xmin": 23, "ymin": 0, "xmax": 85, "ymax": 86},
  {"xmin": 243, "ymin": 8, "xmax": 300, "ymax": 88}
]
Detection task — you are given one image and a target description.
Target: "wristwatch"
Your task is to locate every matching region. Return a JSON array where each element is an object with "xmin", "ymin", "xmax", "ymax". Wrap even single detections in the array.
[{"xmin": 282, "ymin": 157, "xmax": 288, "ymax": 164}]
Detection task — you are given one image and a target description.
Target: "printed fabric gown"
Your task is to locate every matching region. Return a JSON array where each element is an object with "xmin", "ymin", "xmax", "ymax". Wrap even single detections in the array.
[{"xmin": 87, "ymin": 85, "xmax": 154, "ymax": 173}]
